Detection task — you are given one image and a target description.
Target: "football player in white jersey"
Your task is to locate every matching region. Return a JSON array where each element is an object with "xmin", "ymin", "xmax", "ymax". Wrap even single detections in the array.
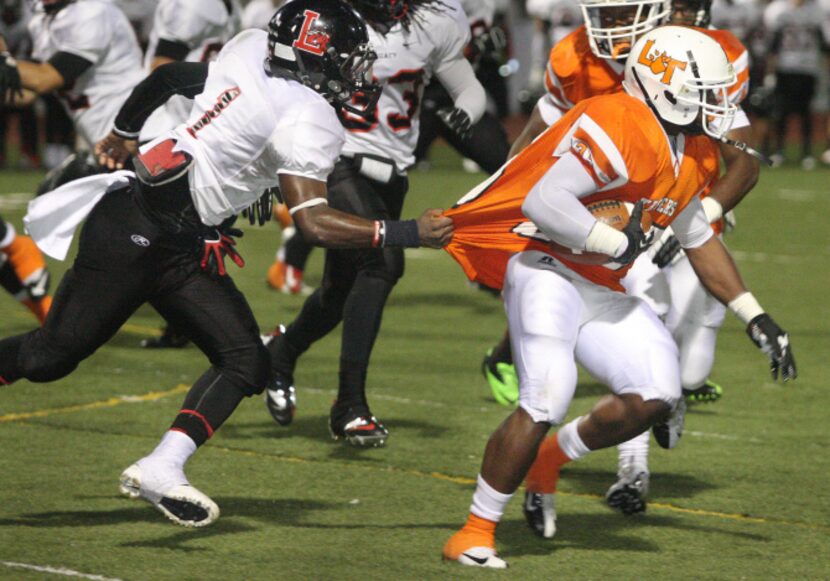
[
  {"xmin": 241, "ymin": 0, "xmax": 286, "ymax": 30},
  {"xmin": 263, "ymin": 0, "xmax": 486, "ymax": 448},
  {"xmin": 1, "ymin": 0, "xmax": 452, "ymax": 528}
]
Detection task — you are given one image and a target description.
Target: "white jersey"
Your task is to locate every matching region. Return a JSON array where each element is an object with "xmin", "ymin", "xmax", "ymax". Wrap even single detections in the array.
[
  {"xmin": 460, "ymin": 0, "xmax": 495, "ymax": 26},
  {"xmin": 154, "ymin": 29, "xmax": 344, "ymax": 226},
  {"xmin": 28, "ymin": 0, "xmax": 144, "ymax": 147},
  {"xmin": 241, "ymin": 0, "xmax": 284, "ymax": 30},
  {"xmin": 141, "ymin": 0, "xmax": 242, "ymax": 141},
  {"xmin": 341, "ymin": 0, "xmax": 470, "ymax": 172}
]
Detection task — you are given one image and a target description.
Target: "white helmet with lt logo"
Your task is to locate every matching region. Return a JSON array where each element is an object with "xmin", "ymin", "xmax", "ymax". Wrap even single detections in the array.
[{"xmin": 622, "ymin": 25, "xmax": 737, "ymax": 139}]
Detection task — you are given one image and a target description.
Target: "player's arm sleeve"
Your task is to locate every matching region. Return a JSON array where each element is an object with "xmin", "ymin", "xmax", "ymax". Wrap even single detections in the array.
[
  {"xmin": 522, "ymin": 152, "xmax": 610, "ymax": 249},
  {"xmin": 272, "ymin": 103, "xmax": 345, "ymax": 182},
  {"xmin": 153, "ymin": 38, "xmax": 191, "ymax": 61},
  {"xmin": 434, "ymin": 56, "xmax": 486, "ymax": 123},
  {"xmin": 671, "ymin": 196, "xmax": 715, "ymax": 249},
  {"xmin": 112, "ymin": 62, "xmax": 209, "ymax": 138},
  {"xmin": 46, "ymin": 51, "xmax": 93, "ymax": 87}
]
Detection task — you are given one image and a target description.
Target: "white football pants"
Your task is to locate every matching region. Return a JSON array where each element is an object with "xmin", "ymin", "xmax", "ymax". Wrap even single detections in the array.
[{"xmin": 504, "ymin": 251, "xmax": 682, "ymax": 425}]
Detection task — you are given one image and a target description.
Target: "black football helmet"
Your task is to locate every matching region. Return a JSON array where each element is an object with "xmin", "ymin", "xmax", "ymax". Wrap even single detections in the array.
[
  {"xmin": 266, "ymin": 0, "xmax": 381, "ymax": 119},
  {"xmin": 671, "ymin": 0, "xmax": 712, "ymax": 27}
]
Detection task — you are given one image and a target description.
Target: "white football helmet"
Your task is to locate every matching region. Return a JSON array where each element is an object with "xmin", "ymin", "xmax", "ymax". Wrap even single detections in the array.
[
  {"xmin": 579, "ymin": 0, "xmax": 670, "ymax": 60},
  {"xmin": 622, "ymin": 25, "xmax": 737, "ymax": 139}
]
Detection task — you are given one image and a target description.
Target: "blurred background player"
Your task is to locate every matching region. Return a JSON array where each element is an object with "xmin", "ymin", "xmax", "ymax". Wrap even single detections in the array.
[
  {"xmin": 0, "ymin": 0, "xmax": 145, "ymax": 194},
  {"xmin": 241, "ymin": 0, "xmax": 285, "ymax": 31},
  {"xmin": 263, "ymin": 0, "xmax": 486, "ymax": 448},
  {"xmin": 136, "ymin": 0, "xmax": 243, "ymax": 348},
  {"xmin": 0, "ymin": 215, "xmax": 52, "ymax": 324},
  {"xmin": 763, "ymin": 0, "xmax": 829, "ymax": 169},
  {"xmin": 414, "ymin": 0, "xmax": 511, "ymax": 174},
  {"xmin": 0, "ymin": 0, "xmax": 38, "ymax": 169}
]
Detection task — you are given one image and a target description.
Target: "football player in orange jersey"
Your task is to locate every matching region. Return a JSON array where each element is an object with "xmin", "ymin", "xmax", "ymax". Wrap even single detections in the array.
[
  {"xmin": 482, "ymin": 0, "xmax": 764, "ymax": 525},
  {"xmin": 441, "ymin": 27, "xmax": 796, "ymax": 568}
]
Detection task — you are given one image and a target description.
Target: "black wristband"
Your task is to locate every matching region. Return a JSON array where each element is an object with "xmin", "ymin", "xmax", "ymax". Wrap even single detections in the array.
[{"xmin": 383, "ymin": 219, "xmax": 420, "ymax": 248}]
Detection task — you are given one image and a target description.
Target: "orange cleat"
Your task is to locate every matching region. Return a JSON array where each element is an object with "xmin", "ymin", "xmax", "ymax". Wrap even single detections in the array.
[
  {"xmin": 267, "ymin": 260, "xmax": 307, "ymax": 295},
  {"xmin": 442, "ymin": 514, "xmax": 506, "ymax": 568}
]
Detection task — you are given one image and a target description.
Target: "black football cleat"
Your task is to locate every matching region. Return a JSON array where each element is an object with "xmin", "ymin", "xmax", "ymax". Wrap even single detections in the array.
[
  {"xmin": 329, "ymin": 404, "xmax": 388, "ymax": 448},
  {"xmin": 264, "ymin": 372, "xmax": 297, "ymax": 426}
]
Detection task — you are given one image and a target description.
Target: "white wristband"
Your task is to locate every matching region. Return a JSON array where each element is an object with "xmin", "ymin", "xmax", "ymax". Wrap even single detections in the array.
[
  {"xmin": 728, "ymin": 292, "xmax": 764, "ymax": 325},
  {"xmin": 701, "ymin": 196, "xmax": 723, "ymax": 224},
  {"xmin": 288, "ymin": 197, "xmax": 328, "ymax": 216},
  {"xmin": 584, "ymin": 221, "xmax": 628, "ymax": 257}
]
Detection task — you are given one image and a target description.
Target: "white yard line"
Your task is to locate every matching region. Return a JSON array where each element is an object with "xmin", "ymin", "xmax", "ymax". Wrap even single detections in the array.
[
  {"xmin": 1, "ymin": 561, "xmax": 122, "ymax": 581},
  {"xmin": 686, "ymin": 430, "xmax": 762, "ymax": 444},
  {"xmin": 777, "ymin": 189, "xmax": 817, "ymax": 201},
  {"xmin": 0, "ymin": 193, "xmax": 32, "ymax": 211},
  {"xmin": 729, "ymin": 250, "xmax": 811, "ymax": 264}
]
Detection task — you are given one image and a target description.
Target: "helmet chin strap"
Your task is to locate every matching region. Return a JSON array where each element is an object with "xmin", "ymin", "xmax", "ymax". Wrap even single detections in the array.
[{"xmin": 718, "ymin": 136, "xmax": 773, "ymax": 166}]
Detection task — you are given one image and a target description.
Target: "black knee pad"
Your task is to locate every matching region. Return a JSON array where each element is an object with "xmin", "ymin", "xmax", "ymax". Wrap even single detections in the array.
[
  {"xmin": 220, "ymin": 341, "xmax": 271, "ymax": 396},
  {"xmin": 19, "ymin": 329, "xmax": 81, "ymax": 383}
]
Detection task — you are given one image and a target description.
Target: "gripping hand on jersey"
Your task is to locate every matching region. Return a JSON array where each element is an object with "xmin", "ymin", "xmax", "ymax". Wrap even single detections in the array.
[
  {"xmin": 0, "ymin": 51, "xmax": 23, "ymax": 105},
  {"xmin": 437, "ymin": 107, "xmax": 473, "ymax": 140},
  {"xmin": 747, "ymin": 314, "xmax": 797, "ymax": 381},
  {"xmin": 616, "ymin": 200, "xmax": 653, "ymax": 266},
  {"xmin": 200, "ymin": 227, "xmax": 245, "ymax": 276}
]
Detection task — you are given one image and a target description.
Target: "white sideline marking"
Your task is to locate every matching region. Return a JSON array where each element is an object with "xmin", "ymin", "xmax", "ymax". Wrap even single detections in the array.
[
  {"xmin": 687, "ymin": 430, "xmax": 762, "ymax": 444},
  {"xmin": 730, "ymin": 250, "xmax": 809, "ymax": 264},
  {"xmin": 0, "ymin": 561, "xmax": 122, "ymax": 581},
  {"xmin": 777, "ymin": 189, "xmax": 817, "ymax": 201},
  {"xmin": 303, "ymin": 386, "xmax": 447, "ymax": 408},
  {"xmin": 0, "ymin": 193, "xmax": 32, "ymax": 210}
]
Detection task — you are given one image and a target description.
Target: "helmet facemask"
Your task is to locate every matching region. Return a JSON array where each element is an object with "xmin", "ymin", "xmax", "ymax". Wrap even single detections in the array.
[{"xmin": 580, "ymin": 0, "xmax": 670, "ymax": 60}]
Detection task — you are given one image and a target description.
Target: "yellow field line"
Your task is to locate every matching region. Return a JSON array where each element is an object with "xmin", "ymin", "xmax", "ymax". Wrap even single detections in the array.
[
  {"xmin": 0, "ymin": 384, "xmax": 189, "ymax": 423},
  {"xmin": 3, "ymin": 384, "xmax": 828, "ymax": 533}
]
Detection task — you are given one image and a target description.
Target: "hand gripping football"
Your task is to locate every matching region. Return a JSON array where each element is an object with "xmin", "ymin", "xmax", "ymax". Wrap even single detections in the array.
[{"xmin": 548, "ymin": 200, "xmax": 653, "ymax": 265}]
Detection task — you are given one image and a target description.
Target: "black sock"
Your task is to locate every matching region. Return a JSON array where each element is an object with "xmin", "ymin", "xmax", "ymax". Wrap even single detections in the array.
[
  {"xmin": 492, "ymin": 331, "xmax": 513, "ymax": 365},
  {"xmin": 170, "ymin": 367, "xmax": 246, "ymax": 446},
  {"xmin": 284, "ymin": 231, "xmax": 314, "ymax": 270}
]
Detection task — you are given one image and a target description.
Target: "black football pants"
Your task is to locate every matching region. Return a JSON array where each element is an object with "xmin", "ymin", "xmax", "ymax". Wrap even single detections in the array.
[
  {"xmin": 269, "ymin": 158, "xmax": 407, "ymax": 413},
  {"xmin": 0, "ymin": 183, "xmax": 269, "ymax": 445}
]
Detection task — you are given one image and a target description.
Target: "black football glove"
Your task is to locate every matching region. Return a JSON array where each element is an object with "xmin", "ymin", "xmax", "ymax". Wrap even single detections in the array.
[
  {"xmin": 746, "ymin": 314, "xmax": 797, "ymax": 381},
  {"xmin": 651, "ymin": 232, "xmax": 682, "ymax": 268},
  {"xmin": 0, "ymin": 51, "xmax": 23, "ymax": 105},
  {"xmin": 200, "ymin": 227, "xmax": 245, "ymax": 276},
  {"xmin": 437, "ymin": 107, "xmax": 473, "ymax": 140},
  {"xmin": 615, "ymin": 200, "xmax": 654, "ymax": 266}
]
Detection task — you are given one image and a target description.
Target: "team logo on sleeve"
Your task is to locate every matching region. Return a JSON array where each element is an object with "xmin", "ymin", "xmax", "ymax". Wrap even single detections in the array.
[
  {"xmin": 637, "ymin": 40, "xmax": 688, "ymax": 85},
  {"xmin": 293, "ymin": 10, "xmax": 330, "ymax": 56},
  {"xmin": 571, "ymin": 137, "xmax": 614, "ymax": 185}
]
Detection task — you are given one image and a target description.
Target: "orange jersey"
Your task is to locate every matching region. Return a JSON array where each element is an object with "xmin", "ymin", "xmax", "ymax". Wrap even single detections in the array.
[
  {"xmin": 699, "ymin": 27, "xmax": 750, "ymax": 105},
  {"xmin": 445, "ymin": 93, "xmax": 719, "ymax": 292},
  {"xmin": 544, "ymin": 26, "xmax": 623, "ymax": 113}
]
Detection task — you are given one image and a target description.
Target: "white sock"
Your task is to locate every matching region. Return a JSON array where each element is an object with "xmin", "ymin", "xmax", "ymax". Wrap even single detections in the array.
[
  {"xmin": 617, "ymin": 431, "xmax": 650, "ymax": 473},
  {"xmin": 146, "ymin": 430, "xmax": 197, "ymax": 469},
  {"xmin": 470, "ymin": 475, "xmax": 514, "ymax": 522},
  {"xmin": 557, "ymin": 417, "xmax": 590, "ymax": 461}
]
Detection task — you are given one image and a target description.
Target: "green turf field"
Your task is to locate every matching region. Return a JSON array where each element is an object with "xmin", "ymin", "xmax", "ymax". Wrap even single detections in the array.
[{"xmin": 0, "ymin": 149, "xmax": 828, "ymax": 580}]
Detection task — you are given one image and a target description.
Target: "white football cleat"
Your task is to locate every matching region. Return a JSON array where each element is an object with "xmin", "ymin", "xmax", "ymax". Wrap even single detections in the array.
[
  {"xmin": 606, "ymin": 464, "xmax": 650, "ymax": 515},
  {"xmin": 450, "ymin": 547, "xmax": 508, "ymax": 569},
  {"xmin": 119, "ymin": 462, "xmax": 219, "ymax": 528},
  {"xmin": 652, "ymin": 399, "xmax": 686, "ymax": 450},
  {"xmin": 523, "ymin": 491, "xmax": 557, "ymax": 538}
]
